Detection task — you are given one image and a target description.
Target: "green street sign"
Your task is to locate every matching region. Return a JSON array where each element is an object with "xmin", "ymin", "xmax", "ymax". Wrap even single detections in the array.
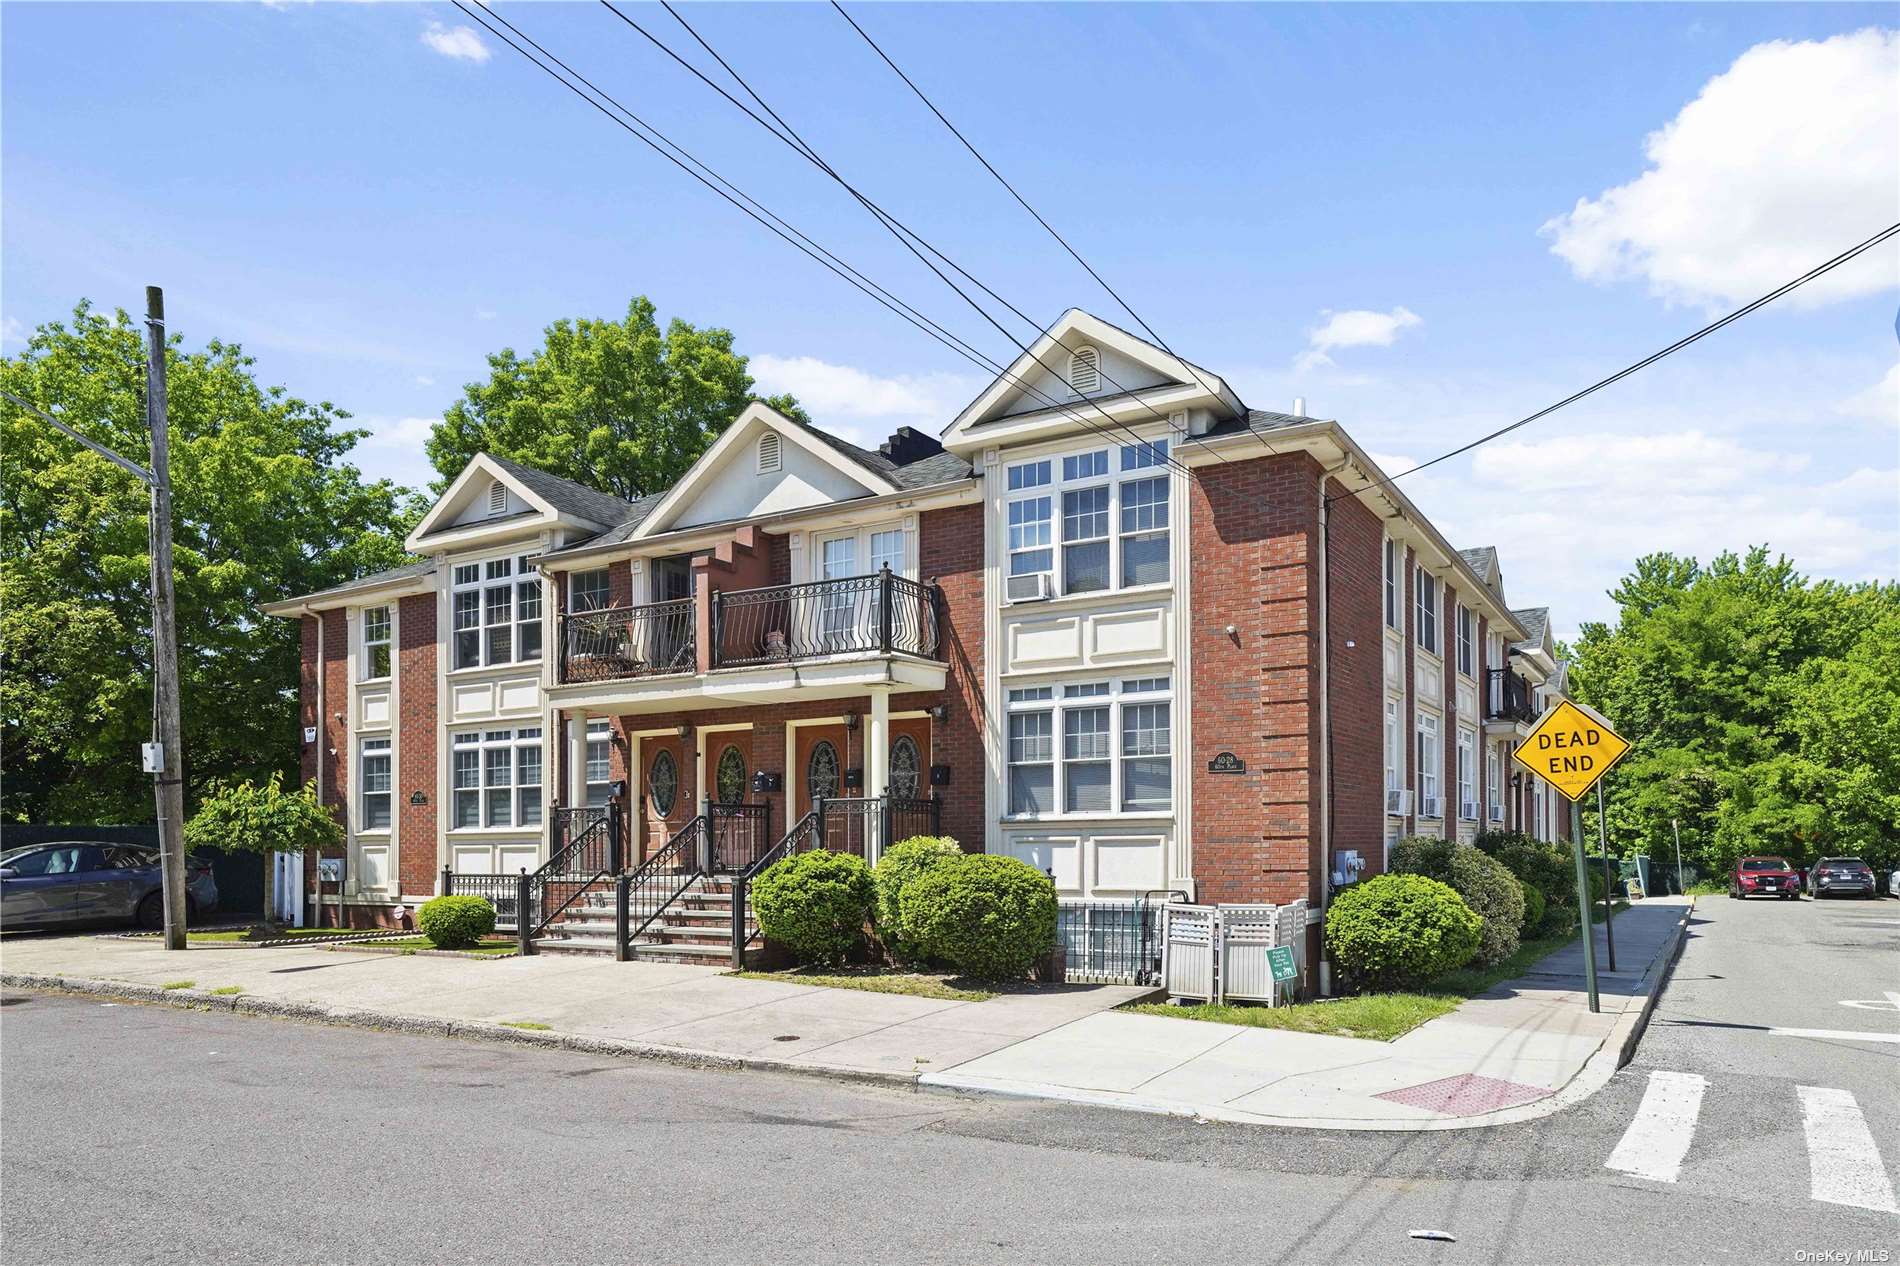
[{"xmin": 1267, "ymin": 944, "xmax": 1298, "ymax": 983}]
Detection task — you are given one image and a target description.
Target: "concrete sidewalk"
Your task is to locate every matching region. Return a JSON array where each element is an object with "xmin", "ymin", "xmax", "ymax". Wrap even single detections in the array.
[
  {"xmin": 1, "ymin": 897, "xmax": 1691, "ymax": 1131},
  {"xmin": 924, "ymin": 897, "xmax": 1694, "ymax": 1130}
]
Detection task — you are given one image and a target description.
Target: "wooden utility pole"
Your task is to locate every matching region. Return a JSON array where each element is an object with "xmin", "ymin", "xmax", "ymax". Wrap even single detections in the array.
[{"xmin": 145, "ymin": 286, "xmax": 190, "ymax": 951}]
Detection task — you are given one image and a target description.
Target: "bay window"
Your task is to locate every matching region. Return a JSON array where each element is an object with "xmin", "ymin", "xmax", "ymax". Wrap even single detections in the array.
[
  {"xmin": 453, "ymin": 555, "xmax": 542, "ymax": 669},
  {"xmin": 1003, "ymin": 438, "xmax": 1173, "ymax": 600},
  {"xmin": 1006, "ymin": 676, "xmax": 1173, "ymax": 817},
  {"xmin": 362, "ymin": 606, "xmax": 391, "ymax": 680},
  {"xmin": 451, "ymin": 727, "xmax": 542, "ymax": 829},
  {"xmin": 359, "ymin": 738, "xmax": 391, "ymax": 831}
]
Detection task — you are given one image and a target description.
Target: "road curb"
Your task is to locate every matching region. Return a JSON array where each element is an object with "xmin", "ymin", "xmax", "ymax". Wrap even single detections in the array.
[{"xmin": 0, "ymin": 971, "xmax": 922, "ymax": 1091}]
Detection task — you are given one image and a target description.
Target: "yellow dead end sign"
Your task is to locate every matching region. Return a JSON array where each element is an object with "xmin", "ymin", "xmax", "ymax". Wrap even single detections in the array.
[{"xmin": 1514, "ymin": 698, "xmax": 1630, "ymax": 802}]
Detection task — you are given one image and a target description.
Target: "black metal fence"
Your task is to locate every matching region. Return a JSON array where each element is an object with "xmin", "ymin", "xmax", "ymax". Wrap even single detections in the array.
[
  {"xmin": 1056, "ymin": 897, "xmax": 1173, "ymax": 985},
  {"xmin": 729, "ymin": 811, "xmax": 821, "ymax": 969},
  {"xmin": 559, "ymin": 599, "xmax": 695, "ymax": 684},
  {"xmin": 711, "ymin": 569, "xmax": 940, "ymax": 668},
  {"xmin": 813, "ymin": 797, "xmax": 879, "ymax": 858},
  {"xmin": 884, "ymin": 795, "xmax": 943, "ymax": 846},
  {"xmin": 1485, "ymin": 668, "xmax": 1536, "ymax": 723},
  {"xmin": 706, "ymin": 800, "xmax": 771, "ymax": 872},
  {"xmin": 443, "ymin": 871, "xmax": 525, "ymax": 931}
]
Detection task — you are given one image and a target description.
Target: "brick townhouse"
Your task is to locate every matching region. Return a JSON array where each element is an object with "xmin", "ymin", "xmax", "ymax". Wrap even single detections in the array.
[{"xmin": 264, "ymin": 309, "xmax": 1571, "ymax": 970}]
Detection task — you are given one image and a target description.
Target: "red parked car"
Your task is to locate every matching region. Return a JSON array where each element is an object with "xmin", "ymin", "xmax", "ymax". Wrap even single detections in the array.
[{"xmin": 1729, "ymin": 856, "xmax": 1801, "ymax": 900}]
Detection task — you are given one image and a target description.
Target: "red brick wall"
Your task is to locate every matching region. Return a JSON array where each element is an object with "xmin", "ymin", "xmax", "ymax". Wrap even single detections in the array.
[
  {"xmin": 320, "ymin": 610, "xmax": 348, "ymax": 816},
  {"xmin": 920, "ymin": 503, "xmax": 985, "ymax": 849},
  {"xmin": 767, "ymin": 533, "xmax": 792, "ymax": 586},
  {"xmin": 300, "ymin": 616, "xmax": 319, "ymax": 788},
  {"xmin": 1403, "ymin": 546, "xmax": 1417, "ymax": 837},
  {"xmin": 397, "ymin": 593, "xmax": 437, "ymax": 896},
  {"xmin": 1325, "ymin": 480, "xmax": 1384, "ymax": 879},
  {"xmin": 1189, "ymin": 452, "xmax": 1322, "ymax": 907}
]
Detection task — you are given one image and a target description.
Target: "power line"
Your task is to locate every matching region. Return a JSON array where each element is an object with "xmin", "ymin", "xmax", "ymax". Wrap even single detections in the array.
[
  {"xmin": 451, "ymin": 2, "xmax": 1183, "ymax": 472},
  {"xmin": 1327, "ymin": 220, "xmax": 1900, "ymax": 506},
  {"xmin": 605, "ymin": 0, "xmax": 1223, "ymax": 469}
]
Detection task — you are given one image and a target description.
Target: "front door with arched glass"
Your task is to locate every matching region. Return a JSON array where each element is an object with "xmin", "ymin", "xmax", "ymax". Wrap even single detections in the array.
[{"xmin": 639, "ymin": 740, "xmax": 685, "ymax": 862}]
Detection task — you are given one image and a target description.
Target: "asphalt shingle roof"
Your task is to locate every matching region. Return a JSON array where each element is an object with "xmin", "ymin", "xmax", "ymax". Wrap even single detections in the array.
[
  {"xmin": 483, "ymin": 453, "xmax": 649, "ymax": 528},
  {"xmin": 1511, "ymin": 606, "xmax": 1549, "ymax": 649},
  {"xmin": 277, "ymin": 558, "xmax": 437, "ymax": 608}
]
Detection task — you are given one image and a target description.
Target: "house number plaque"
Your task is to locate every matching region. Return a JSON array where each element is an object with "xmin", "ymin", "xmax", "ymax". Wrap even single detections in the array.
[{"xmin": 1206, "ymin": 752, "xmax": 1246, "ymax": 774}]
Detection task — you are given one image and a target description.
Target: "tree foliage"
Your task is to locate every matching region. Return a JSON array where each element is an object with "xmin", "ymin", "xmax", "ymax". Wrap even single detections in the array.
[
  {"xmin": 1570, "ymin": 548, "xmax": 1899, "ymax": 875},
  {"xmin": 183, "ymin": 773, "xmax": 343, "ymax": 857},
  {"xmin": 424, "ymin": 296, "xmax": 806, "ymax": 499},
  {"xmin": 2, "ymin": 303, "xmax": 417, "ymax": 824}
]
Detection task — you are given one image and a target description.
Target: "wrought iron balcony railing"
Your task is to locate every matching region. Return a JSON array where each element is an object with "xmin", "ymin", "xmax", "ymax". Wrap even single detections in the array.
[
  {"xmin": 711, "ymin": 568, "xmax": 941, "ymax": 669},
  {"xmin": 559, "ymin": 598, "xmax": 695, "ymax": 684},
  {"xmin": 1485, "ymin": 668, "xmax": 1537, "ymax": 723}
]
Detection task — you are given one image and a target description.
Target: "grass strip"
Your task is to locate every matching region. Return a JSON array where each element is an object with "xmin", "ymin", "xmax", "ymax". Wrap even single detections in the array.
[
  {"xmin": 729, "ymin": 968, "xmax": 996, "ymax": 1003},
  {"xmin": 208, "ymin": 985, "xmax": 243, "ymax": 996},
  {"xmin": 500, "ymin": 1020, "xmax": 551, "ymax": 1031},
  {"xmin": 161, "ymin": 980, "xmax": 194, "ymax": 991}
]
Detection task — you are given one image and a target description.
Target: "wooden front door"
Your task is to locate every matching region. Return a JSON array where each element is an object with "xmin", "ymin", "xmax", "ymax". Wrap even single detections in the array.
[
  {"xmin": 792, "ymin": 724, "xmax": 849, "ymax": 824},
  {"xmin": 638, "ymin": 738, "xmax": 688, "ymax": 862}
]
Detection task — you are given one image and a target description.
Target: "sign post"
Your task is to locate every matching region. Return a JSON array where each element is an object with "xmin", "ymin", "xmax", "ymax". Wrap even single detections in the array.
[{"xmin": 1515, "ymin": 698, "xmax": 1631, "ymax": 1014}]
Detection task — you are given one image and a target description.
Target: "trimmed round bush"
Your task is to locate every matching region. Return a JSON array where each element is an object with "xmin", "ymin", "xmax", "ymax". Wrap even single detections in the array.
[
  {"xmin": 417, "ymin": 894, "xmax": 496, "ymax": 949},
  {"xmin": 1518, "ymin": 879, "xmax": 1546, "ymax": 936},
  {"xmin": 901, "ymin": 854, "xmax": 1057, "ymax": 981},
  {"xmin": 872, "ymin": 835, "xmax": 963, "ymax": 963},
  {"xmin": 1325, "ymin": 873, "xmax": 1481, "ymax": 991},
  {"xmin": 752, "ymin": 849, "xmax": 875, "ymax": 967},
  {"xmin": 1390, "ymin": 836, "xmax": 1526, "ymax": 967}
]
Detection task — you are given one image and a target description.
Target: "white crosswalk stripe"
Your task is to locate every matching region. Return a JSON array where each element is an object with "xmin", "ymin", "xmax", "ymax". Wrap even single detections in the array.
[
  {"xmin": 1797, "ymin": 1085, "xmax": 1899, "ymax": 1214},
  {"xmin": 1607, "ymin": 1073, "xmax": 1897, "ymax": 1214},
  {"xmin": 1606, "ymin": 1070, "xmax": 1708, "ymax": 1183}
]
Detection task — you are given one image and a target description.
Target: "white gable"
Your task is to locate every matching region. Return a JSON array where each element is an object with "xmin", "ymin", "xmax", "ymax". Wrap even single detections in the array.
[
  {"xmin": 987, "ymin": 338, "xmax": 1177, "ymax": 420},
  {"xmin": 448, "ymin": 477, "xmax": 530, "ymax": 528},
  {"xmin": 631, "ymin": 403, "xmax": 897, "ymax": 540}
]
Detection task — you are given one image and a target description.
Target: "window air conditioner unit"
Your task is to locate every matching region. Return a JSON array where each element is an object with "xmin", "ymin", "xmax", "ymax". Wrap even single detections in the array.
[
  {"xmin": 1419, "ymin": 795, "xmax": 1442, "ymax": 819},
  {"xmin": 1006, "ymin": 572, "xmax": 1054, "ymax": 603},
  {"xmin": 1460, "ymin": 800, "xmax": 1479, "ymax": 822},
  {"xmin": 1385, "ymin": 788, "xmax": 1413, "ymax": 815},
  {"xmin": 1488, "ymin": 803, "xmax": 1505, "ymax": 823}
]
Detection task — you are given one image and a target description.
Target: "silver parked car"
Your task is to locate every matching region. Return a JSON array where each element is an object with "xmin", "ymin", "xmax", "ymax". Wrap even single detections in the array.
[{"xmin": 0, "ymin": 843, "xmax": 218, "ymax": 931}]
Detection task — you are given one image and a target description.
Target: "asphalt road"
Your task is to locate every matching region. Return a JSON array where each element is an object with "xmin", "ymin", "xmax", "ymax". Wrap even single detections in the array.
[{"xmin": 3, "ymin": 896, "xmax": 1893, "ymax": 1266}]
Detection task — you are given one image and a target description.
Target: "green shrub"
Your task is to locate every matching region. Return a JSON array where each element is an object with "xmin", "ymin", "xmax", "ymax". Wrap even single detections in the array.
[
  {"xmin": 1518, "ymin": 880, "xmax": 1546, "ymax": 935},
  {"xmin": 901, "ymin": 854, "xmax": 1057, "ymax": 980},
  {"xmin": 752, "ymin": 850, "xmax": 876, "ymax": 967},
  {"xmin": 1541, "ymin": 902, "xmax": 1578, "ymax": 937},
  {"xmin": 1390, "ymin": 836, "xmax": 1525, "ymax": 967},
  {"xmin": 1493, "ymin": 842, "xmax": 1576, "ymax": 906},
  {"xmin": 416, "ymin": 895, "xmax": 496, "ymax": 949},
  {"xmin": 872, "ymin": 835, "xmax": 964, "ymax": 963},
  {"xmin": 1325, "ymin": 873, "xmax": 1481, "ymax": 991}
]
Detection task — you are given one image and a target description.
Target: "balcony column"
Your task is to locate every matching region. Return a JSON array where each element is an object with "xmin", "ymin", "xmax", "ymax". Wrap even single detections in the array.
[
  {"xmin": 565, "ymin": 712, "xmax": 587, "ymax": 808},
  {"xmin": 867, "ymin": 687, "xmax": 891, "ymax": 862}
]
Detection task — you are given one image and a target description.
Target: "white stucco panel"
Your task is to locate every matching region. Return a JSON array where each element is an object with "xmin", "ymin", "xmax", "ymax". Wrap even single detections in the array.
[
  {"xmin": 358, "ymin": 690, "xmax": 391, "ymax": 729},
  {"xmin": 1001, "ymin": 834, "xmax": 1081, "ymax": 893},
  {"xmin": 496, "ymin": 677, "xmax": 540, "ymax": 714},
  {"xmin": 1007, "ymin": 614, "xmax": 1083, "ymax": 670},
  {"xmin": 1089, "ymin": 606, "xmax": 1169, "ymax": 662},
  {"xmin": 451, "ymin": 682, "xmax": 495, "ymax": 718},
  {"xmin": 1092, "ymin": 834, "xmax": 1167, "ymax": 893}
]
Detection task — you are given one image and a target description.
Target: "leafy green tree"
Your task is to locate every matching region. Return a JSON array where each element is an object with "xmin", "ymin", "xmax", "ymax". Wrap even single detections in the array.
[
  {"xmin": 2, "ymin": 303, "xmax": 417, "ymax": 825},
  {"xmin": 1570, "ymin": 548, "xmax": 1899, "ymax": 875},
  {"xmin": 184, "ymin": 773, "xmax": 343, "ymax": 921},
  {"xmin": 425, "ymin": 296, "xmax": 807, "ymax": 499}
]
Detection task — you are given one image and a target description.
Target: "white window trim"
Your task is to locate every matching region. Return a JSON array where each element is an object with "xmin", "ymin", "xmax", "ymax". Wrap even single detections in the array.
[
  {"xmin": 1416, "ymin": 711, "xmax": 1442, "ymax": 813},
  {"xmin": 360, "ymin": 605, "xmax": 392, "ymax": 683},
  {"xmin": 1003, "ymin": 438, "xmax": 1173, "ymax": 602},
  {"xmin": 1415, "ymin": 568, "xmax": 1439, "ymax": 656},
  {"xmin": 358, "ymin": 737, "xmax": 392, "ymax": 835},
  {"xmin": 1456, "ymin": 728, "xmax": 1476, "ymax": 817},
  {"xmin": 449, "ymin": 551, "xmax": 544, "ymax": 671},
  {"xmin": 569, "ymin": 567, "xmax": 613, "ymax": 614},
  {"xmin": 1383, "ymin": 697, "xmax": 1402, "ymax": 793},
  {"xmin": 1456, "ymin": 604, "xmax": 1475, "ymax": 678},
  {"xmin": 1486, "ymin": 743, "xmax": 1503, "ymax": 812},
  {"xmin": 1383, "ymin": 539, "xmax": 1400, "ymax": 631},
  {"xmin": 584, "ymin": 718, "xmax": 614, "ymax": 808},
  {"xmin": 449, "ymin": 726, "xmax": 544, "ymax": 832},
  {"xmin": 812, "ymin": 520, "xmax": 914, "ymax": 581},
  {"xmin": 1003, "ymin": 675, "xmax": 1174, "ymax": 822}
]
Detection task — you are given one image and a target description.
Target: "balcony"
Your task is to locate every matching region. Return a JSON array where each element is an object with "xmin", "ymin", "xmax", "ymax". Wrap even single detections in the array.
[
  {"xmin": 554, "ymin": 570, "xmax": 944, "ymax": 708},
  {"xmin": 1485, "ymin": 668, "xmax": 1537, "ymax": 725}
]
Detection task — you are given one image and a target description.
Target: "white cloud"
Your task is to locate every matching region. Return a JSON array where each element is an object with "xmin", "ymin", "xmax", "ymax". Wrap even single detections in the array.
[
  {"xmin": 748, "ymin": 353, "xmax": 982, "ymax": 447},
  {"xmin": 422, "ymin": 22, "xmax": 490, "ymax": 64},
  {"xmin": 474, "ymin": 308, "xmax": 498, "ymax": 321},
  {"xmin": 1835, "ymin": 361, "xmax": 1899, "ymax": 425},
  {"xmin": 1296, "ymin": 306, "xmax": 1421, "ymax": 370},
  {"xmin": 414, "ymin": 374, "xmax": 436, "ymax": 387},
  {"xmin": 0, "ymin": 315, "xmax": 24, "ymax": 348},
  {"xmin": 356, "ymin": 415, "xmax": 437, "ymax": 450},
  {"xmin": 1543, "ymin": 28, "xmax": 1900, "ymax": 309},
  {"xmin": 1470, "ymin": 430, "xmax": 1799, "ymax": 491}
]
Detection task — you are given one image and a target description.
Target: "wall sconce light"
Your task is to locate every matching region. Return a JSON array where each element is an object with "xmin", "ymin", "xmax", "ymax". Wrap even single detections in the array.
[
  {"xmin": 928, "ymin": 704, "xmax": 948, "ymax": 723},
  {"xmin": 675, "ymin": 723, "xmax": 692, "ymax": 743},
  {"xmin": 842, "ymin": 711, "xmax": 860, "ymax": 733}
]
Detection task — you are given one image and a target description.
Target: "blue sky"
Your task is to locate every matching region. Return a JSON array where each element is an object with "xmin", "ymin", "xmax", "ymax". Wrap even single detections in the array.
[{"xmin": 5, "ymin": 2, "xmax": 1895, "ymax": 637}]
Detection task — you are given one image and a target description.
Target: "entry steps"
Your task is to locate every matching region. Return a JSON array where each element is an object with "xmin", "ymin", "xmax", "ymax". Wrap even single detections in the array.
[{"xmin": 532, "ymin": 875, "xmax": 749, "ymax": 967}]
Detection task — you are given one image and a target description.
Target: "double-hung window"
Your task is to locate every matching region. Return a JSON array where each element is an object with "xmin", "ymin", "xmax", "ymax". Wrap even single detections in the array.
[
  {"xmin": 1417, "ymin": 712, "xmax": 1441, "ymax": 814},
  {"xmin": 570, "ymin": 569, "xmax": 611, "ymax": 613},
  {"xmin": 1486, "ymin": 745, "xmax": 1502, "ymax": 818},
  {"xmin": 1416, "ymin": 569, "xmax": 1438, "ymax": 654},
  {"xmin": 1457, "ymin": 605, "xmax": 1474, "ymax": 676},
  {"xmin": 1457, "ymin": 729, "xmax": 1475, "ymax": 818},
  {"xmin": 585, "ymin": 719, "xmax": 614, "ymax": 808},
  {"xmin": 1384, "ymin": 699, "xmax": 1401, "ymax": 793},
  {"xmin": 362, "ymin": 606, "xmax": 391, "ymax": 680},
  {"xmin": 1004, "ymin": 439, "xmax": 1172, "ymax": 599},
  {"xmin": 452, "ymin": 555, "xmax": 543, "ymax": 669},
  {"xmin": 1006, "ymin": 676, "xmax": 1173, "ymax": 817},
  {"xmin": 1384, "ymin": 540, "xmax": 1400, "ymax": 630},
  {"xmin": 451, "ymin": 727, "xmax": 543, "ymax": 829},
  {"xmin": 359, "ymin": 738, "xmax": 391, "ymax": 831}
]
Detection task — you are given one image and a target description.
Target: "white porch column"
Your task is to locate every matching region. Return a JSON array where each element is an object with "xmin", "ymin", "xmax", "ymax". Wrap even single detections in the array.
[
  {"xmin": 565, "ymin": 712, "xmax": 587, "ymax": 808},
  {"xmin": 866, "ymin": 688, "xmax": 891, "ymax": 797}
]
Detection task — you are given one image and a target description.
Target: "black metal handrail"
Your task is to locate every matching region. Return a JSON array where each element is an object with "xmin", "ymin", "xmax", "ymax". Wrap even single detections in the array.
[
  {"xmin": 710, "ymin": 567, "xmax": 941, "ymax": 668},
  {"xmin": 1485, "ymin": 668, "xmax": 1537, "ymax": 723},
  {"xmin": 519, "ymin": 804, "xmax": 622, "ymax": 951},
  {"xmin": 440, "ymin": 870, "xmax": 522, "ymax": 931},
  {"xmin": 613, "ymin": 815, "xmax": 704, "ymax": 959},
  {"xmin": 707, "ymin": 799, "xmax": 772, "ymax": 872},
  {"xmin": 729, "ymin": 810, "xmax": 820, "ymax": 968},
  {"xmin": 884, "ymin": 794, "xmax": 942, "ymax": 846},
  {"xmin": 560, "ymin": 599, "xmax": 695, "ymax": 684}
]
